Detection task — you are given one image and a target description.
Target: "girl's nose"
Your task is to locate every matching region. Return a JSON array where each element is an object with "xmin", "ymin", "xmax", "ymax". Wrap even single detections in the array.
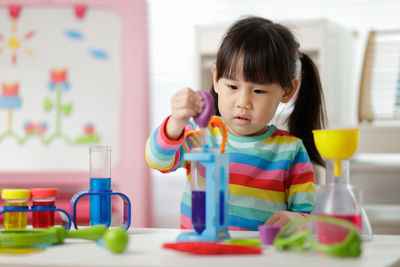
[{"xmin": 236, "ymin": 91, "xmax": 252, "ymax": 110}]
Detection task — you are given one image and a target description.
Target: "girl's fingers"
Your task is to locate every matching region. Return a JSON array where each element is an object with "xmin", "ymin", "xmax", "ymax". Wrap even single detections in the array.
[
  {"xmin": 195, "ymin": 100, "xmax": 204, "ymax": 113},
  {"xmin": 173, "ymin": 109, "xmax": 197, "ymax": 121},
  {"xmin": 194, "ymin": 92, "xmax": 203, "ymax": 102},
  {"xmin": 265, "ymin": 214, "xmax": 279, "ymax": 225},
  {"xmin": 270, "ymin": 218, "xmax": 287, "ymax": 227},
  {"xmin": 172, "ymin": 97, "xmax": 196, "ymax": 110},
  {"xmin": 172, "ymin": 88, "xmax": 194, "ymax": 104},
  {"xmin": 172, "ymin": 88, "xmax": 207, "ymax": 119},
  {"xmin": 174, "ymin": 97, "xmax": 204, "ymax": 115}
]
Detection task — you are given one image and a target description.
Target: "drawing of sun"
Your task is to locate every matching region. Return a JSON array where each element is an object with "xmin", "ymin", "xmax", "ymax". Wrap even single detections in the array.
[{"xmin": 0, "ymin": 21, "xmax": 35, "ymax": 66}]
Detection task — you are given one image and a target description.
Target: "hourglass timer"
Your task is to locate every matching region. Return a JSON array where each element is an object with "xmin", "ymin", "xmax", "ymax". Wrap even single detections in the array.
[
  {"xmin": 70, "ymin": 146, "xmax": 132, "ymax": 230},
  {"xmin": 177, "ymin": 91, "xmax": 230, "ymax": 242}
]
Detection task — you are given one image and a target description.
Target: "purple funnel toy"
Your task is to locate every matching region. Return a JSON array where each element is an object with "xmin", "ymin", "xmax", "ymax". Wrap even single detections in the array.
[{"xmin": 193, "ymin": 91, "xmax": 214, "ymax": 128}]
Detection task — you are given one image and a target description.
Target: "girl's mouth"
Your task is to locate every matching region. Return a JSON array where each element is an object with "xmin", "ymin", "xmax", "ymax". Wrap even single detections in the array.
[{"xmin": 234, "ymin": 116, "xmax": 251, "ymax": 125}]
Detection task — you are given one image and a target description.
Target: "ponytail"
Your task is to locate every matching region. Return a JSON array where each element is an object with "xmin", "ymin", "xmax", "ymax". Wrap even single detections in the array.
[{"xmin": 288, "ymin": 53, "xmax": 327, "ymax": 166}]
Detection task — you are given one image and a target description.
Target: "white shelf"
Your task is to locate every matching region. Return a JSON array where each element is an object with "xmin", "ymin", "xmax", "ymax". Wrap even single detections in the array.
[
  {"xmin": 351, "ymin": 153, "xmax": 400, "ymax": 171},
  {"xmin": 365, "ymin": 204, "xmax": 400, "ymax": 222}
]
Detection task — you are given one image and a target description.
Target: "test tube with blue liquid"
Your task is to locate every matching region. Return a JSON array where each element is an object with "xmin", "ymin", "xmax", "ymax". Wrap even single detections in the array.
[
  {"xmin": 89, "ymin": 146, "xmax": 111, "ymax": 226},
  {"xmin": 70, "ymin": 146, "xmax": 131, "ymax": 229}
]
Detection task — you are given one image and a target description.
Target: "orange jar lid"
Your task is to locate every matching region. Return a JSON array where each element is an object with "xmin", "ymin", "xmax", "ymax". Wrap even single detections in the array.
[{"xmin": 30, "ymin": 188, "xmax": 58, "ymax": 198}]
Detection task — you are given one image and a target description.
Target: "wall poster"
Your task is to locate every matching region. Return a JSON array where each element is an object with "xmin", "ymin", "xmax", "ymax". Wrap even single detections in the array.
[{"xmin": 0, "ymin": 4, "xmax": 121, "ymax": 171}]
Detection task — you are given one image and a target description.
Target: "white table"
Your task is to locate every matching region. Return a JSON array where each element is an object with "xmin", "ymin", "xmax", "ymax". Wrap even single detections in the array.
[{"xmin": 0, "ymin": 228, "xmax": 399, "ymax": 267}]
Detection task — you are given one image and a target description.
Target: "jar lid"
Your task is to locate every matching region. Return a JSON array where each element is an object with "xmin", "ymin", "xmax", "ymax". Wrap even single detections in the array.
[
  {"xmin": 2, "ymin": 189, "xmax": 30, "ymax": 199},
  {"xmin": 30, "ymin": 188, "xmax": 58, "ymax": 198}
]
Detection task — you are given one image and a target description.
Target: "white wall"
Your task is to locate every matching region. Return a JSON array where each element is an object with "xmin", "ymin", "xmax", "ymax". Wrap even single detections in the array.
[{"xmin": 147, "ymin": 0, "xmax": 400, "ymax": 228}]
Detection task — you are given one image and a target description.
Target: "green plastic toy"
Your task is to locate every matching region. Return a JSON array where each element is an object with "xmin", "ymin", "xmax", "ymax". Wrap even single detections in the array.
[
  {"xmin": 0, "ymin": 225, "xmax": 108, "ymax": 248},
  {"xmin": 274, "ymin": 216, "xmax": 362, "ymax": 258},
  {"xmin": 0, "ymin": 225, "xmax": 129, "ymax": 254},
  {"xmin": 225, "ymin": 238, "xmax": 261, "ymax": 248},
  {"xmin": 103, "ymin": 228, "xmax": 129, "ymax": 253}
]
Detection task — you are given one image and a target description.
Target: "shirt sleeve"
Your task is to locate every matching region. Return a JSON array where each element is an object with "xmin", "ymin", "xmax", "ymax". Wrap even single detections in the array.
[
  {"xmin": 285, "ymin": 140, "xmax": 316, "ymax": 214},
  {"xmin": 144, "ymin": 116, "xmax": 187, "ymax": 173}
]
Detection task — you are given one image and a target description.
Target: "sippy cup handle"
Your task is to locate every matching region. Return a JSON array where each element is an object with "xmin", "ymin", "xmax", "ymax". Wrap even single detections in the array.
[{"xmin": 193, "ymin": 91, "xmax": 214, "ymax": 128}]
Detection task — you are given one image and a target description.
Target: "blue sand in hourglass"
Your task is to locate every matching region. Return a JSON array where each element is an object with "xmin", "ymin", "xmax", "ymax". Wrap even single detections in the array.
[
  {"xmin": 191, "ymin": 190, "xmax": 225, "ymax": 234},
  {"xmin": 90, "ymin": 178, "xmax": 111, "ymax": 225}
]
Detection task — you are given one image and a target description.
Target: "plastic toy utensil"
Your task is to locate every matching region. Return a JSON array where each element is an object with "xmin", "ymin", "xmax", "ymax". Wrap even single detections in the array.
[
  {"xmin": 0, "ymin": 225, "xmax": 108, "ymax": 248},
  {"xmin": 225, "ymin": 238, "xmax": 261, "ymax": 248},
  {"xmin": 0, "ymin": 247, "xmax": 46, "ymax": 254},
  {"xmin": 274, "ymin": 216, "xmax": 362, "ymax": 258},
  {"xmin": 102, "ymin": 228, "xmax": 129, "ymax": 253},
  {"xmin": 193, "ymin": 91, "xmax": 214, "ymax": 128},
  {"xmin": 0, "ymin": 225, "xmax": 129, "ymax": 254},
  {"xmin": 163, "ymin": 242, "xmax": 262, "ymax": 255}
]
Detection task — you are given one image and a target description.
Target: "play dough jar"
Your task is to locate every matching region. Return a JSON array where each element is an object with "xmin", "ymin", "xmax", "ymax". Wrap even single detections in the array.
[
  {"xmin": 31, "ymin": 188, "xmax": 58, "ymax": 228},
  {"xmin": 1, "ymin": 189, "xmax": 30, "ymax": 230}
]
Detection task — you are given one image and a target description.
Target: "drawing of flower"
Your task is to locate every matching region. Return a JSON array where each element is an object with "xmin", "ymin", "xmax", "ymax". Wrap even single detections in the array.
[
  {"xmin": 0, "ymin": 82, "xmax": 22, "ymax": 133},
  {"xmin": 24, "ymin": 121, "xmax": 47, "ymax": 135},
  {"xmin": 48, "ymin": 68, "xmax": 70, "ymax": 91}
]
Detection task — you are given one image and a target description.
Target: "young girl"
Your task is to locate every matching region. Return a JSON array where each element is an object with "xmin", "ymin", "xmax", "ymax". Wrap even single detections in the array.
[{"xmin": 145, "ymin": 16, "xmax": 326, "ymax": 230}]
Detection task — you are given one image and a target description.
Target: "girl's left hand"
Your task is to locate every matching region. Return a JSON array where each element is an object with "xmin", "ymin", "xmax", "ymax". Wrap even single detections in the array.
[{"xmin": 264, "ymin": 211, "xmax": 303, "ymax": 227}]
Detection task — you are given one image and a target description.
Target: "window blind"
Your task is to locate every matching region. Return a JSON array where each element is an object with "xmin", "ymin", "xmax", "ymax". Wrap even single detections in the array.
[{"xmin": 359, "ymin": 30, "xmax": 400, "ymax": 122}]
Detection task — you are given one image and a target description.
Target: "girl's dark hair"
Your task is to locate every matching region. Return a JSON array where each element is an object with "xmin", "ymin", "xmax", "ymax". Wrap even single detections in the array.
[{"xmin": 211, "ymin": 16, "xmax": 327, "ymax": 166}]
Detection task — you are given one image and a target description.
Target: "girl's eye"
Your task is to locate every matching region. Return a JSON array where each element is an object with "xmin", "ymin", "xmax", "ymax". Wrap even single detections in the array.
[
  {"xmin": 254, "ymin": 89, "xmax": 266, "ymax": 94},
  {"xmin": 228, "ymin": 85, "xmax": 238, "ymax": 90}
]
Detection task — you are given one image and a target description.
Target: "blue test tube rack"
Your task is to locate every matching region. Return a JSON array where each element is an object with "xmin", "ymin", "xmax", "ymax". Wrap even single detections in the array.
[
  {"xmin": 70, "ymin": 181, "xmax": 132, "ymax": 230},
  {"xmin": 0, "ymin": 205, "xmax": 72, "ymax": 229},
  {"xmin": 177, "ymin": 145, "xmax": 230, "ymax": 242}
]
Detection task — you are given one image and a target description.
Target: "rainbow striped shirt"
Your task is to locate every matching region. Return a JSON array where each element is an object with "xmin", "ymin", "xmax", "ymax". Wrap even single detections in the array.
[{"xmin": 145, "ymin": 116, "xmax": 316, "ymax": 231}]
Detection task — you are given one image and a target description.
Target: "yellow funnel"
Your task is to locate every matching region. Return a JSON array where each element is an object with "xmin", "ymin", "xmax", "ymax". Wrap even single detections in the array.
[{"xmin": 312, "ymin": 129, "xmax": 359, "ymax": 177}]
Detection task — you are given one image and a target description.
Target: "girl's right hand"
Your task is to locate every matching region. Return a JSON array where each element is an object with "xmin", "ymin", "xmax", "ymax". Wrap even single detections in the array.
[{"xmin": 166, "ymin": 88, "xmax": 204, "ymax": 140}]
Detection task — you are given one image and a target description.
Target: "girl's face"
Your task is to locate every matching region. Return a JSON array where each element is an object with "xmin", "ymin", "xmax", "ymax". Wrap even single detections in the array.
[{"xmin": 212, "ymin": 64, "xmax": 298, "ymax": 137}]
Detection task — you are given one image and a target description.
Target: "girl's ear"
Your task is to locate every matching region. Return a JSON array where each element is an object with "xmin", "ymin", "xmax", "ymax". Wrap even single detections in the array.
[
  {"xmin": 212, "ymin": 64, "xmax": 219, "ymax": 94},
  {"xmin": 281, "ymin": 78, "xmax": 299, "ymax": 103}
]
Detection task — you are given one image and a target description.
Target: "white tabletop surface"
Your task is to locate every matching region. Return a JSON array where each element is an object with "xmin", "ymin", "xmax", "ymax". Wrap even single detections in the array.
[{"xmin": 0, "ymin": 228, "xmax": 399, "ymax": 267}]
